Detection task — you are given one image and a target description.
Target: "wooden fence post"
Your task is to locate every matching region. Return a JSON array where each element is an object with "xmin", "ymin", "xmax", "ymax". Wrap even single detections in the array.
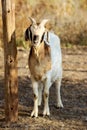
[{"xmin": 1, "ymin": 0, "xmax": 18, "ymax": 122}]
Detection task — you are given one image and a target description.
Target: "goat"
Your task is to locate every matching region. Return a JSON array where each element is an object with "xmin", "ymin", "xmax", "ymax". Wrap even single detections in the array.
[{"xmin": 25, "ymin": 17, "xmax": 63, "ymax": 117}]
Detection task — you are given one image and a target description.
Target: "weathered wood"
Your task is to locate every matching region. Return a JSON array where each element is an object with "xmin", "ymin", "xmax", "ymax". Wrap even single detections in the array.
[{"xmin": 1, "ymin": 0, "xmax": 18, "ymax": 122}]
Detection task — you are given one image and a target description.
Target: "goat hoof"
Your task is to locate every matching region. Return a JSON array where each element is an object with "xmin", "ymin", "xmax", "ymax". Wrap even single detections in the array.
[
  {"xmin": 31, "ymin": 111, "xmax": 38, "ymax": 118},
  {"xmin": 57, "ymin": 103, "xmax": 64, "ymax": 109},
  {"xmin": 43, "ymin": 112, "xmax": 50, "ymax": 117}
]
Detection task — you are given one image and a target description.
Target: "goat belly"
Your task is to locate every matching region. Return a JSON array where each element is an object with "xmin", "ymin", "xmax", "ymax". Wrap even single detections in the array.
[{"xmin": 29, "ymin": 56, "xmax": 51, "ymax": 81}]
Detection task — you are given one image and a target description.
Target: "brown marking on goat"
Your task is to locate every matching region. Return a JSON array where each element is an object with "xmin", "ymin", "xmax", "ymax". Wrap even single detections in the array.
[
  {"xmin": 44, "ymin": 93, "xmax": 49, "ymax": 98},
  {"xmin": 29, "ymin": 42, "xmax": 51, "ymax": 81},
  {"xmin": 34, "ymin": 94, "xmax": 38, "ymax": 99}
]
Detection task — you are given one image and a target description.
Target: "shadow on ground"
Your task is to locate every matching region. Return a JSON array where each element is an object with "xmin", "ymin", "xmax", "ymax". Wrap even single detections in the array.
[{"xmin": 0, "ymin": 75, "xmax": 87, "ymax": 129}]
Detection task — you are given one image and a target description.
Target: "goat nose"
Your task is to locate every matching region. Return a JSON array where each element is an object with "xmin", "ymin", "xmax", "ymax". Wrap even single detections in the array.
[{"xmin": 33, "ymin": 35, "xmax": 39, "ymax": 41}]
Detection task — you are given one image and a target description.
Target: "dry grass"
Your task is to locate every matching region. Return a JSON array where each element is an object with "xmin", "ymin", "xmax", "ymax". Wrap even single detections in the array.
[{"xmin": 0, "ymin": 0, "xmax": 87, "ymax": 47}]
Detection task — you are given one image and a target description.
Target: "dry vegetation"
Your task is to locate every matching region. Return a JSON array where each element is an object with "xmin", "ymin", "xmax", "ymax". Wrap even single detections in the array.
[{"xmin": 0, "ymin": 0, "xmax": 87, "ymax": 47}]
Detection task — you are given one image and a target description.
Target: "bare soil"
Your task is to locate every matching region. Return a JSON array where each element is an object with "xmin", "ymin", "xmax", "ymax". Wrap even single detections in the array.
[{"xmin": 0, "ymin": 46, "xmax": 87, "ymax": 130}]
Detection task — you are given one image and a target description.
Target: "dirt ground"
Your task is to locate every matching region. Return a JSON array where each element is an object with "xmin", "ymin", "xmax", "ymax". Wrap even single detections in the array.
[{"xmin": 0, "ymin": 46, "xmax": 87, "ymax": 130}]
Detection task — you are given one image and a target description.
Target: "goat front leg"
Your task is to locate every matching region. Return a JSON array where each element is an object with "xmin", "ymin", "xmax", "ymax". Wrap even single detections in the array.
[
  {"xmin": 43, "ymin": 79, "xmax": 50, "ymax": 116},
  {"xmin": 55, "ymin": 78, "xmax": 63, "ymax": 108},
  {"xmin": 31, "ymin": 81, "xmax": 39, "ymax": 117}
]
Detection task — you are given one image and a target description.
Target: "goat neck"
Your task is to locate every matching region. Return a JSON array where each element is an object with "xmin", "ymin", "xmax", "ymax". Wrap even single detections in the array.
[
  {"xmin": 31, "ymin": 42, "xmax": 45, "ymax": 63},
  {"xmin": 30, "ymin": 41, "xmax": 51, "ymax": 64}
]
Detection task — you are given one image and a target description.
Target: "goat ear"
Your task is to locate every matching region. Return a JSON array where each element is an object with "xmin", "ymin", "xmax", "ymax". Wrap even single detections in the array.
[
  {"xmin": 40, "ymin": 19, "xmax": 49, "ymax": 27},
  {"xmin": 28, "ymin": 17, "xmax": 36, "ymax": 25},
  {"xmin": 25, "ymin": 26, "xmax": 32, "ymax": 41}
]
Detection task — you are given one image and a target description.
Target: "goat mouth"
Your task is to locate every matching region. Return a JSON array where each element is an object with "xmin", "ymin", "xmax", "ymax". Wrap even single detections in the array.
[{"xmin": 33, "ymin": 41, "xmax": 39, "ymax": 45}]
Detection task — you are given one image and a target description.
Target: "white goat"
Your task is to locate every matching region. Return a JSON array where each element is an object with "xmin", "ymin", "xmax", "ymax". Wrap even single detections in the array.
[{"xmin": 25, "ymin": 17, "xmax": 63, "ymax": 117}]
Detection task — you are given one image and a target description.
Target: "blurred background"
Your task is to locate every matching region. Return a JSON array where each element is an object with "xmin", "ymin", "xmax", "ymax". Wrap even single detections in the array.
[{"xmin": 0, "ymin": 0, "xmax": 87, "ymax": 47}]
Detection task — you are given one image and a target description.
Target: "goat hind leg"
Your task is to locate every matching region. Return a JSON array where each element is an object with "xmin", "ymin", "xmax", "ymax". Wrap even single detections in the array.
[
  {"xmin": 55, "ymin": 78, "xmax": 63, "ymax": 108},
  {"xmin": 43, "ymin": 79, "xmax": 50, "ymax": 116}
]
